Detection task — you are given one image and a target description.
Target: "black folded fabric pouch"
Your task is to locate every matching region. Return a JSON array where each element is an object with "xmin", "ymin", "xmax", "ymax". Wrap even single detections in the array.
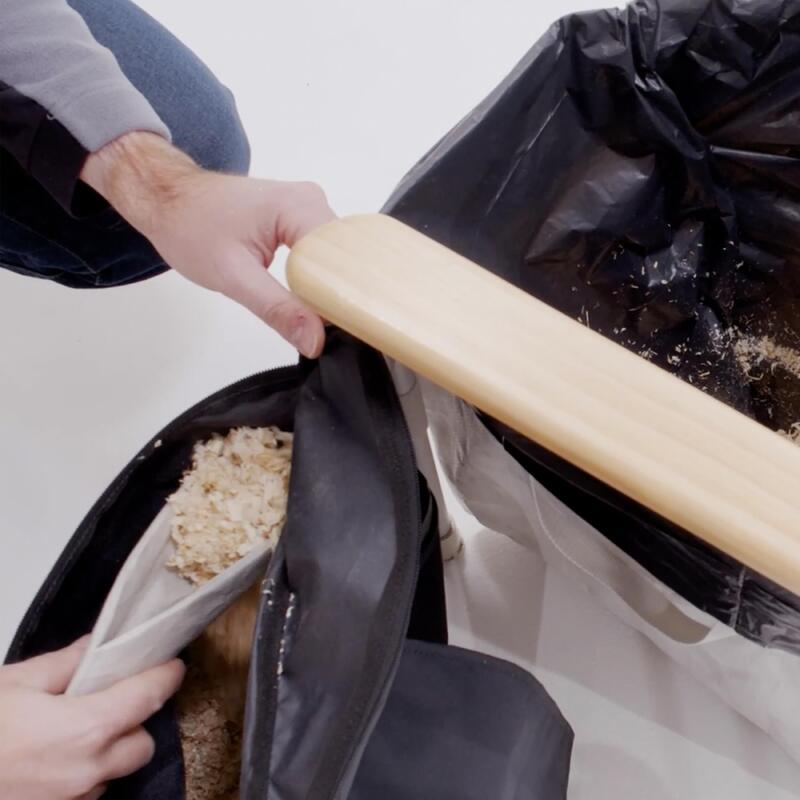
[{"xmin": 6, "ymin": 330, "xmax": 573, "ymax": 799}]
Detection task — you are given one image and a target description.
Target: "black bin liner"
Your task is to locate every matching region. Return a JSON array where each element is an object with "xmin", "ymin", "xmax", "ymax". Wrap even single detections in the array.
[{"xmin": 383, "ymin": 0, "xmax": 800, "ymax": 652}]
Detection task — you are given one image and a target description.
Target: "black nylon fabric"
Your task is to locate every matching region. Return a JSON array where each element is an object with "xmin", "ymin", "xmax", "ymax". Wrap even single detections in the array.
[
  {"xmin": 0, "ymin": 81, "xmax": 89, "ymax": 213},
  {"xmin": 6, "ymin": 364, "xmax": 306, "ymax": 799},
  {"xmin": 242, "ymin": 334, "xmax": 426, "ymax": 800},
  {"xmin": 351, "ymin": 640, "xmax": 573, "ymax": 800},
  {"xmin": 382, "ymin": 0, "xmax": 800, "ymax": 652},
  {"xmin": 8, "ymin": 329, "xmax": 570, "ymax": 798}
]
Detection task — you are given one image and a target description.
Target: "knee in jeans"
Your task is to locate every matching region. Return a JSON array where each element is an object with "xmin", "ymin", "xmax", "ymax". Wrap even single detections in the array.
[
  {"xmin": 67, "ymin": 0, "xmax": 251, "ymax": 175},
  {"xmin": 179, "ymin": 84, "xmax": 251, "ymax": 176}
]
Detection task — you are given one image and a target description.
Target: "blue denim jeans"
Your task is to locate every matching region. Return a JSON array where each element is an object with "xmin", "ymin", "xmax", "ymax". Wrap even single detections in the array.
[{"xmin": 0, "ymin": 0, "xmax": 251, "ymax": 288}]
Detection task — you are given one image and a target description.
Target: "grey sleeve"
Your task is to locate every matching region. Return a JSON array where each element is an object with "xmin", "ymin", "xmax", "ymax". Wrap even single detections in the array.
[{"xmin": 0, "ymin": 0, "xmax": 170, "ymax": 209}]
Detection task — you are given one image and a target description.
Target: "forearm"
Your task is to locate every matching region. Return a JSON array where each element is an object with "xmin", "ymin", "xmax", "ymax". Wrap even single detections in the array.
[{"xmin": 80, "ymin": 132, "xmax": 197, "ymax": 239}]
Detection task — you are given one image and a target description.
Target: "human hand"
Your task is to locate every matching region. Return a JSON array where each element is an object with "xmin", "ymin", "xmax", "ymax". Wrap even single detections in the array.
[
  {"xmin": 0, "ymin": 637, "xmax": 185, "ymax": 800},
  {"xmin": 81, "ymin": 132, "xmax": 335, "ymax": 358}
]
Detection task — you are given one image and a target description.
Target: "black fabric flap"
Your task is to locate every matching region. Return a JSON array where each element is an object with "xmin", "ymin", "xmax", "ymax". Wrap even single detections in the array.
[
  {"xmin": 351, "ymin": 640, "xmax": 574, "ymax": 800},
  {"xmin": 242, "ymin": 332, "xmax": 426, "ymax": 800}
]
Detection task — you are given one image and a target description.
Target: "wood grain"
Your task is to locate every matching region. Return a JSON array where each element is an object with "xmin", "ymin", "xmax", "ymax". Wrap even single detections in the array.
[{"xmin": 287, "ymin": 213, "xmax": 800, "ymax": 595}]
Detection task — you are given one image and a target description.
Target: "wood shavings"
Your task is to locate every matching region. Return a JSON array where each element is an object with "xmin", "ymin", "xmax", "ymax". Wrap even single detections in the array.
[
  {"xmin": 169, "ymin": 426, "xmax": 293, "ymax": 797},
  {"xmin": 733, "ymin": 335, "xmax": 800, "ymax": 383},
  {"xmin": 167, "ymin": 427, "xmax": 292, "ymax": 585},
  {"xmin": 779, "ymin": 422, "xmax": 800, "ymax": 444}
]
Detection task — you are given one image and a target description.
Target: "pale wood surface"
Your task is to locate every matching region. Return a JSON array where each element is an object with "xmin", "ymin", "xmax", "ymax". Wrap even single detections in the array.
[{"xmin": 287, "ymin": 213, "xmax": 800, "ymax": 595}]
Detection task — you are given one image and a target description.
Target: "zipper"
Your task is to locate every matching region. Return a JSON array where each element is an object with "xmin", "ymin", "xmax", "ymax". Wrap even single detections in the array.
[
  {"xmin": 312, "ymin": 344, "xmax": 423, "ymax": 800},
  {"xmin": 8, "ymin": 346, "xmax": 430, "ymax": 800}
]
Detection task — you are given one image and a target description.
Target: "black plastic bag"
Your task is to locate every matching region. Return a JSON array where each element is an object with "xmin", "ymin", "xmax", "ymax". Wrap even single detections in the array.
[
  {"xmin": 7, "ymin": 331, "xmax": 573, "ymax": 799},
  {"xmin": 384, "ymin": 0, "xmax": 800, "ymax": 652}
]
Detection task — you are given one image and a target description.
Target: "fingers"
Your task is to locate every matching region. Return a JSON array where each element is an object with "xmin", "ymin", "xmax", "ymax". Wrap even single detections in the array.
[
  {"xmin": 219, "ymin": 246, "xmax": 326, "ymax": 358},
  {"xmin": 83, "ymin": 659, "xmax": 185, "ymax": 738},
  {"xmin": 97, "ymin": 726, "xmax": 155, "ymax": 782},
  {"xmin": 65, "ymin": 663, "xmax": 179, "ymax": 798},
  {"xmin": 70, "ymin": 727, "xmax": 153, "ymax": 798},
  {"xmin": 4, "ymin": 635, "xmax": 90, "ymax": 693}
]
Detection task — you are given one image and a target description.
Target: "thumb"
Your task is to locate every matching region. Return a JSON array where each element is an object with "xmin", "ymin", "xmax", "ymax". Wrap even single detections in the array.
[
  {"xmin": 220, "ymin": 246, "xmax": 326, "ymax": 358},
  {"xmin": 274, "ymin": 181, "xmax": 336, "ymax": 247},
  {"xmin": 6, "ymin": 635, "xmax": 90, "ymax": 694}
]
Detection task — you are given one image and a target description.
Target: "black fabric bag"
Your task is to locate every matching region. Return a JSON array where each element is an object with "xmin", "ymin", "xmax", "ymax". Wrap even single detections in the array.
[
  {"xmin": 7, "ymin": 330, "xmax": 573, "ymax": 799},
  {"xmin": 383, "ymin": 0, "xmax": 800, "ymax": 652}
]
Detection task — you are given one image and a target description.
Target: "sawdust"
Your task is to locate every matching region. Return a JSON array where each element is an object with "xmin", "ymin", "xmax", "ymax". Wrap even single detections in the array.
[
  {"xmin": 731, "ymin": 333, "xmax": 800, "ymax": 440},
  {"xmin": 779, "ymin": 422, "xmax": 800, "ymax": 444},
  {"xmin": 733, "ymin": 334, "xmax": 800, "ymax": 383},
  {"xmin": 177, "ymin": 656, "xmax": 243, "ymax": 800},
  {"xmin": 176, "ymin": 582, "xmax": 262, "ymax": 799}
]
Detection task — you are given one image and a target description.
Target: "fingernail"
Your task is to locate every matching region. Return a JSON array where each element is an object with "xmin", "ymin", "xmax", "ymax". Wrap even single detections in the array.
[{"xmin": 290, "ymin": 321, "xmax": 318, "ymax": 358}]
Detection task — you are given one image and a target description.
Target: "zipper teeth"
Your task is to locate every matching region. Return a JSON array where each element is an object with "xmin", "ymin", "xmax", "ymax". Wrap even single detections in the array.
[
  {"xmin": 326, "ymin": 352, "xmax": 422, "ymax": 799},
  {"xmin": 197, "ymin": 362, "xmax": 296, "ymax": 401},
  {"xmin": 96, "ymin": 362, "xmax": 301, "ymax": 512},
  {"xmin": 156, "ymin": 362, "xmax": 298, "ymax": 436},
  {"xmin": 89, "ymin": 362, "xmax": 300, "ymax": 509}
]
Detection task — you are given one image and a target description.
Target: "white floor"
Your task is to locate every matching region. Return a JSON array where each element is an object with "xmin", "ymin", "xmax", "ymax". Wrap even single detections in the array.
[{"xmin": 2, "ymin": 1, "xmax": 799, "ymax": 797}]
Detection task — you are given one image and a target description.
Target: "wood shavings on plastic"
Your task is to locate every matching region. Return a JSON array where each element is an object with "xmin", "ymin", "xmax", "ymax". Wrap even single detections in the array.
[
  {"xmin": 167, "ymin": 425, "xmax": 293, "ymax": 585},
  {"xmin": 733, "ymin": 334, "xmax": 800, "ymax": 383}
]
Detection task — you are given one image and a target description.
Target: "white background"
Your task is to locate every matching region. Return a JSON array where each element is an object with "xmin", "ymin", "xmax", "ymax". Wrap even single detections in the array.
[{"xmin": 2, "ymin": 1, "xmax": 800, "ymax": 797}]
